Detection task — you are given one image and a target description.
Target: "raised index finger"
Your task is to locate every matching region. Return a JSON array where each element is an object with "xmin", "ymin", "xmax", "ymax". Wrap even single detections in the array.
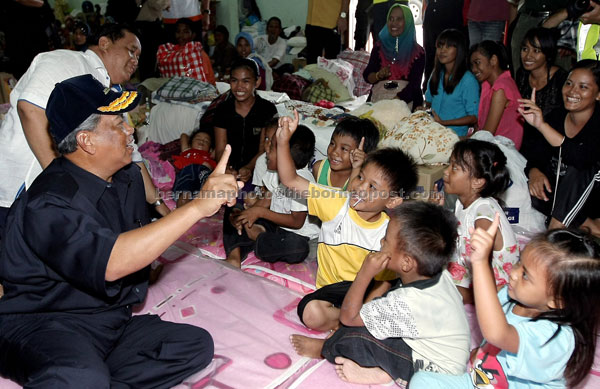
[
  {"xmin": 358, "ymin": 137, "xmax": 365, "ymax": 151},
  {"xmin": 487, "ymin": 213, "xmax": 501, "ymax": 236},
  {"xmin": 531, "ymin": 87, "xmax": 536, "ymax": 104},
  {"xmin": 214, "ymin": 144, "xmax": 231, "ymax": 175}
]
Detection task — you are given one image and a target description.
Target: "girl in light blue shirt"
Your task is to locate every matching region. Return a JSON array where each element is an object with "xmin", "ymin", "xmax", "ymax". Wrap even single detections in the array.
[
  {"xmin": 424, "ymin": 29, "xmax": 480, "ymax": 136},
  {"xmin": 411, "ymin": 227, "xmax": 600, "ymax": 389}
]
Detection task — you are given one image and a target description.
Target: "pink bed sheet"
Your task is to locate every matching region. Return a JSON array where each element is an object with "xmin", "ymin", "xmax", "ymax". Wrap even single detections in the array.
[
  {"xmin": 172, "ymin": 209, "xmax": 319, "ymax": 295},
  {"xmin": 2, "ymin": 240, "xmax": 600, "ymax": 388},
  {"xmin": 2, "ymin": 214, "xmax": 600, "ymax": 388}
]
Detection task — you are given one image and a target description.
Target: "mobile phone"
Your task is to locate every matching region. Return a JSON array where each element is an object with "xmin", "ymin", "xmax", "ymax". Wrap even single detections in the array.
[{"xmin": 383, "ymin": 81, "xmax": 398, "ymax": 90}]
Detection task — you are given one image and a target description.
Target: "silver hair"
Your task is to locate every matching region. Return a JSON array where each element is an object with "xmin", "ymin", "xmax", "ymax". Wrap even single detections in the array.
[{"xmin": 56, "ymin": 114, "xmax": 102, "ymax": 155}]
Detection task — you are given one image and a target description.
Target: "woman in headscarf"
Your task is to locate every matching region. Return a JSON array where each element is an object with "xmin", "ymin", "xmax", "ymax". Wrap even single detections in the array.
[
  {"xmin": 363, "ymin": 4, "xmax": 425, "ymax": 107},
  {"xmin": 234, "ymin": 31, "xmax": 272, "ymax": 90},
  {"xmin": 72, "ymin": 21, "xmax": 91, "ymax": 52}
]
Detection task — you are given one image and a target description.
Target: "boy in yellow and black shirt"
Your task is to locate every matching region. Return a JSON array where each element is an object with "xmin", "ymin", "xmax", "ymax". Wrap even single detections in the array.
[{"xmin": 276, "ymin": 110, "xmax": 418, "ymax": 332}]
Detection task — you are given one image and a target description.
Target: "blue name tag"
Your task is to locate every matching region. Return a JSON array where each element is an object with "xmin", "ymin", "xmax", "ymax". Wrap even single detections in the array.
[{"xmin": 503, "ymin": 207, "xmax": 519, "ymax": 224}]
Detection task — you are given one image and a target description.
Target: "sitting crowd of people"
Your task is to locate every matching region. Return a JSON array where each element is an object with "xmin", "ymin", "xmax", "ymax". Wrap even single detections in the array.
[{"xmin": 1, "ymin": 0, "xmax": 600, "ymax": 388}]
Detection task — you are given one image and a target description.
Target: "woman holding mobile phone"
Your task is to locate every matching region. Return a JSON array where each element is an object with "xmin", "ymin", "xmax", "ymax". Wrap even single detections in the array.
[{"xmin": 363, "ymin": 3, "xmax": 424, "ymax": 107}]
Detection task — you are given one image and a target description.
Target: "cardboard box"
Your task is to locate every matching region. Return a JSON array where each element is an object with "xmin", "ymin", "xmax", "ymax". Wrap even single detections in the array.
[
  {"xmin": 292, "ymin": 58, "xmax": 307, "ymax": 72},
  {"xmin": 413, "ymin": 164, "xmax": 447, "ymax": 201}
]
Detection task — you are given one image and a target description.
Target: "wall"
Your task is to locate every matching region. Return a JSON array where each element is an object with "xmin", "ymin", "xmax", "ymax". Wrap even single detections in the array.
[
  {"xmin": 255, "ymin": 0, "xmax": 307, "ymax": 29},
  {"xmin": 49, "ymin": 0, "xmax": 108, "ymax": 14},
  {"xmin": 216, "ymin": 0, "xmax": 308, "ymax": 44},
  {"xmin": 48, "ymin": 0, "xmax": 309, "ymax": 45}
]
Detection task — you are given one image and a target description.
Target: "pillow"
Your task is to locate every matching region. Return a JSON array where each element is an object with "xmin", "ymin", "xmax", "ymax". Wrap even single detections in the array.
[
  {"xmin": 155, "ymin": 76, "xmax": 218, "ymax": 101},
  {"xmin": 136, "ymin": 101, "xmax": 204, "ymax": 144},
  {"xmin": 380, "ymin": 111, "xmax": 459, "ymax": 164},
  {"xmin": 350, "ymin": 99, "xmax": 411, "ymax": 132},
  {"xmin": 304, "ymin": 64, "xmax": 352, "ymax": 102},
  {"xmin": 287, "ymin": 36, "xmax": 307, "ymax": 48}
]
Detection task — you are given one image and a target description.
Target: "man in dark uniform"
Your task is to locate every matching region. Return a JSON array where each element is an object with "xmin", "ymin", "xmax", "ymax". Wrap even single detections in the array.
[{"xmin": 0, "ymin": 74, "xmax": 240, "ymax": 388}]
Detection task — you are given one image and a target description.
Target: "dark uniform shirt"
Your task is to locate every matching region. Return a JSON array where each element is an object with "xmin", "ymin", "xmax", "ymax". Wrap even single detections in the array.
[
  {"xmin": 212, "ymin": 93, "xmax": 276, "ymax": 170},
  {"xmin": 0, "ymin": 157, "xmax": 149, "ymax": 315},
  {"xmin": 522, "ymin": 0, "xmax": 568, "ymax": 13}
]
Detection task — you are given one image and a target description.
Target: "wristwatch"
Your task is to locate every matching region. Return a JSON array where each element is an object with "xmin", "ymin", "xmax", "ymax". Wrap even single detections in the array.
[
  {"xmin": 203, "ymin": 9, "xmax": 211, "ymax": 14},
  {"xmin": 154, "ymin": 199, "xmax": 163, "ymax": 207},
  {"xmin": 340, "ymin": 11, "xmax": 347, "ymax": 18}
]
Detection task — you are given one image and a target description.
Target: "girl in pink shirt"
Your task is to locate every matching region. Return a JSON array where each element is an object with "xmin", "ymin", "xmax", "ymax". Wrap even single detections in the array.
[{"xmin": 470, "ymin": 40, "xmax": 524, "ymax": 149}]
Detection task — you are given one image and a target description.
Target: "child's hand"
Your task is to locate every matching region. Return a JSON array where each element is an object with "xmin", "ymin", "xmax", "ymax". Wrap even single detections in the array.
[
  {"xmin": 180, "ymin": 133, "xmax": 190, "ymax": 152},
  {"xmin": 469, "ymin": 213, "xmax": 500, "ymax": 266},
  {"xmin": 276, "ymin": 109, "xmax": 299, "ymax": 144},
  {"xmin": 238, "ymin": 166, "xmax": 252, "ymax": 182},
  {"xmin": 360, "ymin": 251, "xmax": 391, "ymax": 278},
  {"xmin": 429, "ymin": 182, "xmax": 445, "ymax": 206},
  {"xmin": 244, "ymin": 194, "xmax": 258, "ymax": 209},
  {"xmin": 225, "ymin": 166, "xmax": 238, "ymax": 177},
  {"xmin": 431, "ymin": 109, "xmax": 442, "ymax": 124},
  {"xmin": 236, "ymin": 206, "xmax": 263, "ymax": 228},
  {"xmin": 518, "ymin": 88, "xmax": 544, "ymax": 129},
  {"xmin": 229, "ymin": 208, "xmax": 244, "ymax": 234},
  {"xmin": 350, "ymin": 137, "xmax": 366, "ymax": 170}
]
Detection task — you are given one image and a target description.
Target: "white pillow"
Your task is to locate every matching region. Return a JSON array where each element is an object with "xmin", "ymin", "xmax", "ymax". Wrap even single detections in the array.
[
  {"xmin": 350, "ymin": 99, "xmax": 411, "ymax": 131},
  {"xmin": 136, "ymin": 102, "xmax": 205, "ymax": 145},
  {"xmin": 287, "ymin": 36, "xmax": 307, "ymax": 47}
]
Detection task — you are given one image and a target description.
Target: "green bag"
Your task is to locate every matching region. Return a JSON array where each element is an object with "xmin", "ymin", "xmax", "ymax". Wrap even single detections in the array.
[{"xmin": 302, "ymin": 78, "xmax": 334, "ymax": 103}]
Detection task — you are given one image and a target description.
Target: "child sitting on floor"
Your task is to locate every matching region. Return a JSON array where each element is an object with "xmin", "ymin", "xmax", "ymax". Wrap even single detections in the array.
[
  {"xmin": 224, "ymin": 119, "xmax": 320, "ymax": 267},
  {"xmin": 290, "ymin": 202, "xmax": 470, "ymax": 387},
  {"xmin": 439, "ymin": 139, "xmax": 519, "ymax": 303},
  {"xmin": 438, "ymin": 139, "xmax": 519, "ymax": 347},
  {"xmin": 172, "ymin": 129, "xmax": 216, "ymax": 208},
  {"xmin": 411, "ymin": 222, "xmax": 600, "ymax": 389},
  {"xmin": 277, "ymin": 110, "xmax": 418, "ymax": 332},
  {"xmin": 312, "ymin": 116, "xmax": 380, "ymax": 190}
]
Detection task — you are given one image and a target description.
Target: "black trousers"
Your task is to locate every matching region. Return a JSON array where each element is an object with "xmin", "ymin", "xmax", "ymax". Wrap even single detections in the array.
[
  {"xmin": 354, "ymin": 0, "xmax": 373, "ymax": 50},
  {"xmin": 0, "ymin": 311, "xmax": 214, "ymax": 388},
  {"xmin": 422, "ymin": 2, "xmax": 465, "ymax": 91},
  {"xmin": 305, "ymin": 24, "xmax": 341, "ymax": 64},
  {"xmin": 223, "ymin": 212, "xmax": 310, "ymax": 264},
  {"xmin": 322, "ymin": 325, "xmax": 413, "ymax": 383},
  {"xmin": 135, "ymin": 20, "xmax": 167, "ymax": 80}
]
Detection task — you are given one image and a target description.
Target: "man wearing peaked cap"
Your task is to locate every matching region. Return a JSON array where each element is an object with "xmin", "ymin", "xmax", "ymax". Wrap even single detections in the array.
[{"xmin": 0, "ymin": 74, "xmax": 241, "ymax": 388}]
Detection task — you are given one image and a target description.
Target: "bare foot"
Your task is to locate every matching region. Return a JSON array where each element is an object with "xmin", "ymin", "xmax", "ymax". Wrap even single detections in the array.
[
  {"xmin": 334, "ymin": 356, "xmax": 393, "ymax": 385},
  {"xmin": 245, "ymin": 223, "xmax": 266, "ymax": 241},
  {"xmin": 290, "ymin": 334, "xmax": 325, "ymax": 358},
  {"xmin": 225, "ymin": 248, "xmax": 242, "ymax": 268}
]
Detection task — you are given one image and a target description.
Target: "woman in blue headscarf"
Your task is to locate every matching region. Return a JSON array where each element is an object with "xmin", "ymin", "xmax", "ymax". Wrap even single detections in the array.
[
  {"xmin": 234, "ymin": 32, "xmax": 273, "ymax": 90},
  {"xmin": 363, "ymin": 4, "xmax": 424, "ymax": 107}
]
